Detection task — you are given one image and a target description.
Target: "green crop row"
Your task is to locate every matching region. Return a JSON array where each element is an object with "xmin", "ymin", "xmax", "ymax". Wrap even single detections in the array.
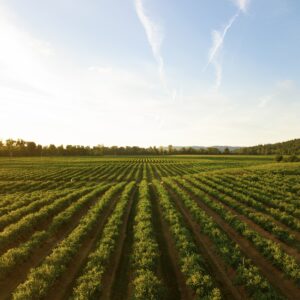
[
  {"xmin": 182, "ymin": 177, "xmax": 300, "ymax": 284},
  {"xmin": 220, "ymin": 174, "xmax": 300, "ymax": 216},
  {"xmin": 153, "ymin": 179, "xmax": 221, "ymax": 300},
  {"xmin": 197, "ymin": 175, "xmax": 300, "ymax": 231},
  {"xmin": 0, "ymin": 187, "xmax": 94, "ymax": 253},
  {"xmin": 0, "ymin": 183, "xmax": 111, "ymax": 280},
  {"xmin": 131, "ymin": 180, "xmax": 163, "ymax": 300},
  {"xmin": 167, "ymin": 177, "xmax": 282, "ymax": 299},
  {"xmin": 71, "ymin": 181, "xmax": 135, "ymax": 299},
  {"xmin": 194, "ymin": 176, "xmax": 295, "ymax": 243},
  {"xmin": 12, "ymin": 182, "xmax": 125, "ymax": 300}
]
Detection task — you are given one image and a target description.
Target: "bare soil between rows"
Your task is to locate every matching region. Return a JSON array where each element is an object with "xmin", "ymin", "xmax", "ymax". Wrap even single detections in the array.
[
  {"xmin": 178, "ymin": 180, "xmax": 300, "ymax": 300},
  {"xmin": 0, "ymin": 187, "xmax": 110, "ymax": 300}
]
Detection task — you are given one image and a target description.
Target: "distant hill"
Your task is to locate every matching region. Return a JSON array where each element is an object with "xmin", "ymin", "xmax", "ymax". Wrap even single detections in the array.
[
  {"xmin": 235, "ymin": 139, "xmax": 300, "ymax": 155},
  {"xmin": 172, "ymin": 139, "xmax": 300, "ymax": 155},
  {"xmin": 172, "ymin": 146, "xmax": 241, "ymax": 152},
  {"xmin": 212, "ymin": 146, "xmax": 241, "ymax": 152}
]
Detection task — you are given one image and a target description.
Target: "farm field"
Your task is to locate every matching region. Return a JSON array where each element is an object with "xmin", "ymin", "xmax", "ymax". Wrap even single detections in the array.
[{"xmin": 0, "ymin": 156, "xmax": 299, "ymax": 300}]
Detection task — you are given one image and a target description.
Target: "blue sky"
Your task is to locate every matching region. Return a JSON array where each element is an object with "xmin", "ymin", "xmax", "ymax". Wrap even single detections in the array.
[{"xmin": 0, "ymin": 0, "xmax": 299, "ymax": 146}]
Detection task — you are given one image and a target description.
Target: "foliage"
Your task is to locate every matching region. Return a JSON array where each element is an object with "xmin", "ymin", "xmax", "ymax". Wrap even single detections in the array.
[
  {"xmin": 167, "ymin": 177, "xmax": 281, "ymax": 299},
  {"xmin": 12, "ymin": 182, "xmax": 125, "ymax": 300},
  {"xmin": 71, "ymin": 181, "xmax": 135, "ymax": 299},
  {"xmin": 183, "ymin": 176, "xmax": 300, "ymax": 284},
  {"xmin": 236, "ymin": 138, "xmax": 300, "ymax": 155},
  {"xmin": 131, "ymin": 180, "xmax": 163, "ymax": 300},
  {"xmin": 0, "ymin": 156, "xmax": 299, "ymax": 299},
  {"xmin": 153, "ymin": 180, "xmax": 221, "ymax": 299}
]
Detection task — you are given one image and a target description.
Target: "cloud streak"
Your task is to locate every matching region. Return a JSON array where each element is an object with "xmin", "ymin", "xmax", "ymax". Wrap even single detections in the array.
[
  {"xmin": 206, "ymin": 1, "xmax": 250, "ymax": 90},
  {"xmin": 207, "ymin": 13, "xmax": 239, "ymax": 68},
  {"xmin": 233, "ymin": 0, "xmax": 250, "ymax": 12},
  {"xmin": 134, "ymin": 0, "xmax": 173, "ymax": 97}
]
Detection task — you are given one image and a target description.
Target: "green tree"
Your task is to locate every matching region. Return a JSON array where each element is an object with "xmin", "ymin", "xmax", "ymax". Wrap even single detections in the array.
[{"xmin": 224, "ymin": 147, "xmax": 230, "ymax": 154}]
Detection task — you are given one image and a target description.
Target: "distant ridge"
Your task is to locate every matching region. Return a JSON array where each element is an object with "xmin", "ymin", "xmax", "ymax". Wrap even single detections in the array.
[
  {"xmin": 172, "ymin": 146, "xmax": 241, "ymax": 152},
  {"xmin": 172, "ymin": 139, "xmax": 300, "ymax": 154},
  {"xmin": 235, "ymin": 138, "xmax": 300, "ymax": 155}
]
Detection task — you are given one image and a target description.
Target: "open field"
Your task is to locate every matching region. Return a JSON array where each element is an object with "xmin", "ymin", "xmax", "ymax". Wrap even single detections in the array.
[{"xmin": 0, "ymin": 156, "xmax": 299, "ymax": 299}]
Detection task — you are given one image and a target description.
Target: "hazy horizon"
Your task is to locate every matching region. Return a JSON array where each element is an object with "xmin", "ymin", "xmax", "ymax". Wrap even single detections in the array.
[{"xmin": 1, "ymin": 0, "xmax": 299, "ymax": 147}]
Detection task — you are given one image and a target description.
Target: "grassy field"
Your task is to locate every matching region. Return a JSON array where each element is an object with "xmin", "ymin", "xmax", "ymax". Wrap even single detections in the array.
[{"xmin": 0, "ymin": 156, "xmax": 299, "ymax": 300}]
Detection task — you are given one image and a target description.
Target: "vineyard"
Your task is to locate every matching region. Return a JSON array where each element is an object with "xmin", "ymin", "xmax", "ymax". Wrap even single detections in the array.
[{"xmin": 0, "ymin": 156, "xmax": 299, "ymax": 299}]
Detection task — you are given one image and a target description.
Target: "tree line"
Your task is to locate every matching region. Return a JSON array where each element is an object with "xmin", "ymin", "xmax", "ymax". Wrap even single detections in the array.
[
  {"xmin": 0, "ymin": 139, "xmax": 226, "ymax": 157},
  {"xmin": 1, "ymin": 138, "xmax": 299, "ymax": 157},
  {"xmin": 235, "ymin": 139, "xmax": 300, "ymax": 155}
]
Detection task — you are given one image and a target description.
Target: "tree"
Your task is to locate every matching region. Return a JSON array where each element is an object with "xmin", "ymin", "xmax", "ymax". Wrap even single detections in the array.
[
  {"xmin": 159, "ymin": 146, "xmax": 164, "ymax": 155},
  {"xmin": 224, "ymin": 147, "xmax": 230, "ymax": 155},
  {"xmin": 48, "ymin": 144, "xmax": 58, "ymax": 156},
  {"xmin": 26, "ymin": 142, "xmax": 37, "ymax": 156},
  {"xmin": 207, "ymin": 147, "xmax": 221, "ymax": 155},
  {"xmin": 6, "ymin": 139, "xmax": 15, "ymax": 157},
  {"xmin": 168, "ymin": 145, "xmax": 174, "ymax": 155}
]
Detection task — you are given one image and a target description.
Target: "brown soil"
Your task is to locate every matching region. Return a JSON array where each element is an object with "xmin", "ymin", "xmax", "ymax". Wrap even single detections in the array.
[
  {"xmin": 109, "ymin": 189, "xmax": 137, "ymax": 300},
  {"xmin": 0, "ymin": 188, "xmax": 111, "ymax": 300},
  {"xmin": 136, "ymin": 164, "xmax": 144, "ymax": 182},
  {"xmin": 151, "ymin": 164, "xmax": 162, "ymax": 180},
  {"xmin": 99, "ymin": 186, "xmax": 137, "ymax": 300},
  {"xmin": 44, "ymin": 190, "xmax": 123, "ymax": 300},
  {"xmin": 150, "ymin": 185, "xmax": 182, "ymax": 300},
  {"xmin": 0, "ymin": 189, "xmax": 93, "ymax": 256},
  {"xmin": 198, "ymin": 187, "xmax": 300, "ymax": 262},
  {"xmin": 155, "ymin": 165, "xmax": 168, "ymax": 177},
  {"xmin": 151, "ymin": 185, "xmax": 194, "ymax": 300},
  {"xmin": 118, "ymin": 165, "xmax": 133, "ymax": 181},
  {"xmin": 180, "ymin": 183, "xmax": 300, "ymax": 300},
  {"xmin": 205, "ymin": 178, "xmax": 300, "ymax": 242},
  {"xmin": 166, "ymin": 185, "xmax": 248, "ymax": 300},
  {"xmin": 171, "ymin": 164, "xmax": 187, "ymax": 176}
]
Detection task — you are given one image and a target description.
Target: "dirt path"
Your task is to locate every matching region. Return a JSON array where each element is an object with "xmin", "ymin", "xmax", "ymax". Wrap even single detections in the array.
[
  {"xmin": 165, "ymin": 186, "xmax": 247, "ymax": 300},
  {"xmin": 117, "ymin": 164, "xmax": 133, "ymax": 181},
  {"xmin": 43, "ymin": 190, "xmax": 123, "ymax": 300},
  {"xmin": 198, "ymin": 187, "xmax": 300, "ymax": 262},
  {"xmin": 150, "ymin": 185, "xmax": 183, "ymax": 300},
  {"xmin": 0, "ymin": 188, "xmax": 110, "ymax": 300},
  {"xmin": 151, "ymin": 164, "xmax": 161, "ymax": 180},
  {"xmin": 151, "ymin": 185, "xmax": 194, "ymax": 300},
  {"xmin": 99, "ymin": 186, "xmax": 137, "ymax": 300},
  {"xmin": 145, "ymin": 163, "xmax": 151, "ymax": 181},
  {"xmin": 109, "ymin": 189, "xmax": 137, "ymax": 300},
  {"xmin": 0, "ymin": 189, "xmax": 93, "ymax": 256},
  {"xmin": 203, "ymin": 178, "xmax": 300, "ymax": 241},
  {"xmin": 155, "ymin": 164, "xmax": 168, "ymax": 178},
  {"xmin": 180, "ymin": 184, "xmax": 300, "ymax": 300}
]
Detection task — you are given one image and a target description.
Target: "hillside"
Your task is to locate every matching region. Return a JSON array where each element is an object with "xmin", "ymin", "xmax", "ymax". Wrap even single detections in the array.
[{"xmin": 236, "ymin": 139, "xmax": 300, "ymax": 155}]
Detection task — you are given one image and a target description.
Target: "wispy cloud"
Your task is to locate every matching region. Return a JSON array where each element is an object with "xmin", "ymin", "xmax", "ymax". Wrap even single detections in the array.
[
  {"xmin": 134, "ymin": 0, "xmax": 175, "ymax": 99},
  {"xmin": 232, "ymin": 0, "xmax": 250, "ymax": 12},
  {"xmin": 206, "ymin": 1, "xmax": 250, "ymax": 90},
  {"xmin": 207, "ymin": 13, "xmax": 239, "ymax": 68},
  {"xmin": 206, "ymin": 13, "xmax": 239, "ymax": 90}
]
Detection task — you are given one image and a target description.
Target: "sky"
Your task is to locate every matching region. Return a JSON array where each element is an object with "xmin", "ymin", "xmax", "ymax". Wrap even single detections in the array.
[{"xmin": 0, "ymin": 0, "xmax": 299, "ymax": 147}]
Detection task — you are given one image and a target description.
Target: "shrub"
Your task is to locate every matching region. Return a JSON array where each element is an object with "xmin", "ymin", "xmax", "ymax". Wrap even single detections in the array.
[
  {"xmin": 275, "ymin": 154, "xmax": 283, "ymax": 162},
  {"xmin": 284, "ymin": 155, "xmax": 299, "ymax": 162}
]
